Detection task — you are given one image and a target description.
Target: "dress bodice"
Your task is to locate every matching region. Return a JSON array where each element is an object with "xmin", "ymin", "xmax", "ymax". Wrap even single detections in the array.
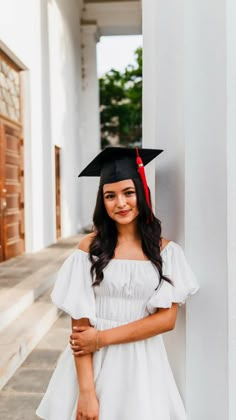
[{"xmin": 50, "ymin": 241, "xmax": 199, "ymax": 328}]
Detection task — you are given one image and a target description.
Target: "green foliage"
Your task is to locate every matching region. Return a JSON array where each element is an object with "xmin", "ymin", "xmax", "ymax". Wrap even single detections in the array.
[{"xmin": 99, "ymin": 47, "xmax": 142, "ymax": 148}]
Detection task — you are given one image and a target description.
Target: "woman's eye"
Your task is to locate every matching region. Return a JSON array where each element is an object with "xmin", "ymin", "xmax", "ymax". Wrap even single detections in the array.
[
  {"xmin": 125, "ymin": 191, "xmax": 135, "ymax": 196},
  {"xmin": 105, "ymin": 194, "xmax": 115, "ymax": 200}
]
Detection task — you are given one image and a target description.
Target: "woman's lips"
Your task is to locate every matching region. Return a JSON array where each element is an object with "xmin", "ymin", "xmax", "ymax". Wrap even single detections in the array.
[{"xmin": 116, "ymin": 210, "xmax": 131, "ymax": 216}]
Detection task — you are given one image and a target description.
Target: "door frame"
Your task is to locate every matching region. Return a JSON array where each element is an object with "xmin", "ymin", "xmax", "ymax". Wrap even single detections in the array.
[{"xmin": 54, "ymin": 145, "xmax": 61, "ymax": 240}]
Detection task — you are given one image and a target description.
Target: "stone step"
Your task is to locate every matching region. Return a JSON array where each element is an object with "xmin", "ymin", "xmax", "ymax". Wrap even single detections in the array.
[
  {"xmin": 0, "ymin": 272, "xmax": 56, "ymax": 334},
  {"xmin": 0, "ymin": 250, "xmax": 72, "ymax": 333},
  {"xmin": 0, "ymin": 288, "xmax": 61, "ymax": 391}
]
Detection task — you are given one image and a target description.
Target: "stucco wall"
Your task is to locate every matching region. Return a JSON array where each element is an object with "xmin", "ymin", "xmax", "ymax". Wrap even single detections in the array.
[{"xmin": 0, "ymin": 0, "xmax": 83, "ymax": 251}]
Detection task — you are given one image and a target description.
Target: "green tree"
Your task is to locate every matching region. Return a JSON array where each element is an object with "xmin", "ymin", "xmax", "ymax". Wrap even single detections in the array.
[{"xmin": 99, "ymin": 47, "xmax": 142, "ymax": 148}]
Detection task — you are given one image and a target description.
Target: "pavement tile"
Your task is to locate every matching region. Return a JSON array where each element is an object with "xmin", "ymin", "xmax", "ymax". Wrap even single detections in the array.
[
  {"xmin": 36, "ymin": 328, "xmax": 70, "ymax": 351},
  {"xmin": 21, "ymin": 349, "xmax": 62, "ymax": 369},
  {"xmin": 2, "ymin": 368, "xmax": 54, "ymax": 394},
  {"xmin": 0, "ymin": 394, "xmax": 42, "ymax": 420}
]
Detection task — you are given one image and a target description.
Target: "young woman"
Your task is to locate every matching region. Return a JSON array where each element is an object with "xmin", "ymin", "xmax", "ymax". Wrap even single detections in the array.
[{"xmin": 36, "ymin": 147, "xmax": 199, "ymax": 420}]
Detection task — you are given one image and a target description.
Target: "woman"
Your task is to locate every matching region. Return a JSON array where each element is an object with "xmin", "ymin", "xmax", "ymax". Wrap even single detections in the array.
[{"xmin": 36, "ymin": 147, "xmax": 199, "ymax": 420}]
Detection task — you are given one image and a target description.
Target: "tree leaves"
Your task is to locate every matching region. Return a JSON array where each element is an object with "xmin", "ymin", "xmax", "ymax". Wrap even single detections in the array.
[{"xmin": 99, "ymin": 47, "xmax": 142, "ymax": 148}]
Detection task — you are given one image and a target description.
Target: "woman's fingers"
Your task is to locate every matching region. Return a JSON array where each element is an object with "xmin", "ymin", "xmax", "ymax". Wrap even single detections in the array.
[
  {"xmin": 70, "ymin": 338, "xmax": 79, "ymax": 347},
  {"xmin": 73, "ymin": 325, "xmax": 89, "ymax": 332},
  {"xmin": 73, "ymin": 350, "xmax": 86, "ymax": 357},
  {"xmin": 70, "ymin": 335, "xmax": 83, "ymax": 348},
  {"xmin": 77, "ymin": 414, "xmax": 97, "ymax": 420},
  {"xmin": 70, "ymin": 328, "xmax": 98, "ymax": 357},
  {"xmin": 70, "ymin": 331, "xmax": 86, "ymax": 346},
  {"xmin": 70, "ymin": 332, "xmax": 82, "ymax": 342},
  {"xmin": 73, "ymin": 350, "xmax": 91, "ymax": 357}
]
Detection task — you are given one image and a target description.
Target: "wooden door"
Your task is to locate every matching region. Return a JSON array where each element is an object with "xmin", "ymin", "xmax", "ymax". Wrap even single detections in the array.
[
  {"xmin": 55, "ymin": 146, "xmax": 61, "ymax": 239},
  {"xmin": 0, "ymin": 50, "xmax": 24, "ymax": 261},
  {"xmin": 0, "ymin": 119, "xmax": 25, "ymax": 261}
]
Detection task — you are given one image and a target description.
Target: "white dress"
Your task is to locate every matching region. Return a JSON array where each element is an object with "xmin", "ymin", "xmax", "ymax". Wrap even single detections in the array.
[{"xmin": 36, "ymin": 241, "xmax": 199, "ymax": 420}]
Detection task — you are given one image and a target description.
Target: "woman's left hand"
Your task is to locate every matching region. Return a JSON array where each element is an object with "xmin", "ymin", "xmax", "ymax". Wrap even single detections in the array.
[{"xmin": 70, "ymin": 326, "xmax": 98, "ymax": 356}]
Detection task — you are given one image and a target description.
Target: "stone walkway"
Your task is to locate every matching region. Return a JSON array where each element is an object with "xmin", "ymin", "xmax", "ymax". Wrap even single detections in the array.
[
  {"xmin": 0, "ymin": 235, "xmax": 82, "ymax": 289},
  {"xmin": 0, "ymin": 235, "xmax": 83, "ymax": 419},
  {"xmin": 0, "ymin": 315, "xmax": 70, "ymax": 420},
  {"xmin": 0, "ymin": 313, "xmax": 70, "ymax": 419}
]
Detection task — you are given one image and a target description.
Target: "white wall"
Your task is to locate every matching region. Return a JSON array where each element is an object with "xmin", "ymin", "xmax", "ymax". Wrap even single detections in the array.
[
  {"xmin": 47, "ymin": 0, "xmax": 83, "ymax": 239},
  {"xmin": 0, "ymin": 0, "xmax": 83, "ymax": 251}
]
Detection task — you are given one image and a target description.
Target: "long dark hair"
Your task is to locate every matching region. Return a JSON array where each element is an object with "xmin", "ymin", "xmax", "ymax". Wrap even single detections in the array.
[{"xmin": 89, "ymin": 177, "xmax": 172, "ymax": 288}]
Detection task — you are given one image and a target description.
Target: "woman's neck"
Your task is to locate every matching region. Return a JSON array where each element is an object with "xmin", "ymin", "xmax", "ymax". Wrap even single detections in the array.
[{"xmin": 116, "ymin": 220, "xmax": 140, "ymax": 243}]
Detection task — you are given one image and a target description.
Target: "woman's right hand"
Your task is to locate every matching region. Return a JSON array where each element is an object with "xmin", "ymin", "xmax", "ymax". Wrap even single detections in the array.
[{"xmin": 76, "ymin": 390, "xmax": 99, "ymax": 420}]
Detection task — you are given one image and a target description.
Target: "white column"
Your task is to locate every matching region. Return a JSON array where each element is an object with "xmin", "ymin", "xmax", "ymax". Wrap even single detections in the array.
[
  {"xmin": 184, "ymin": 1, "xmax": 230, "ymax": 419},
  {"xmin": 227, "ymin": 1, "xmax": 236, "ymax": 418},
  {"xmin": 79, "ymin": 23, "xmax": 100, "ymax": 229},
  {"xmin": 143, "ymin": 0, "xmax": 236, "ymax": 418},
  {"xmin": 143, "ymin": 0, "xmax": 186, "ymax": 399}
]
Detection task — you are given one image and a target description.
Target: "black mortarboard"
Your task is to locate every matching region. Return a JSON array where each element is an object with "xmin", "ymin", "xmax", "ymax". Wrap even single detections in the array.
[{"xmin": 78, "ymin": 147, "xmax": 163, "ymax": 185}]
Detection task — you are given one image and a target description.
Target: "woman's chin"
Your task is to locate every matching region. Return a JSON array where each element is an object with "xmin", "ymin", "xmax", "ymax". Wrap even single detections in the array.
[{"xmin": 114, "ymin": 214, "xmax": 137, "ymax": 225}]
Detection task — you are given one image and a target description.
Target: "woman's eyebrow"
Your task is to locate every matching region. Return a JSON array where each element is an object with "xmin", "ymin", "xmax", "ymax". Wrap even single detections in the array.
[
  {"xmin": 122, "ymin": 187, "xmax": 135, "ymax": 192},
  {"xmin": 103, "ymin": 190, "xmax": 114, "ymax": 195},
  {"xmin": 103, "ymin": 187, "xmax": 135, "ymax": 195}
]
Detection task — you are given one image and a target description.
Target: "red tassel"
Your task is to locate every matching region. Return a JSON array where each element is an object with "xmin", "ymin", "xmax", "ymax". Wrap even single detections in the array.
[{"xmin": 136, "ymin": 148, "xmax": 153, "ymax": 221}]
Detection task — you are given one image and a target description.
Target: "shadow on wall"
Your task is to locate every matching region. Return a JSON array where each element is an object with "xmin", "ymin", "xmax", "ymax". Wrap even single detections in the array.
[
  {"xmin": 155, "ymin": 160, "xmax": 186, "ymax": 398},
  {"xmin": 155, "ymin": 161, "xmax": 184, "ymax": 241}
]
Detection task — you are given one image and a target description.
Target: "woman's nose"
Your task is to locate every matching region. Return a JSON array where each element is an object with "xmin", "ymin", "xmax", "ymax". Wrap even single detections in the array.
[{"xmin": 117, "ymin": 194, "xmax": 126, "ymax": 208}]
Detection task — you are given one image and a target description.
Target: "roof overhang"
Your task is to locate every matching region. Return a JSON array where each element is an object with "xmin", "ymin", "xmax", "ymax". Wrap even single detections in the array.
[{"xmin": 81, "ymin": 0, "xmax": 142, "ymax": 36}]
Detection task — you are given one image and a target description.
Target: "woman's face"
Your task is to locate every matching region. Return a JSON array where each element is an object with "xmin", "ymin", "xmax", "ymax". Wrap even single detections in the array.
[{"xmin": 103, "ymin": 179, "xmax": 139, "ymax": 225}]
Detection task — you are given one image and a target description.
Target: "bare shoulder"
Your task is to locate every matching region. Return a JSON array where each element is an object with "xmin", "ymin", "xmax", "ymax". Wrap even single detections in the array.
[
  {"xmin": 78, "ymin": 232, "xmax": 96, "ymax": 252},
  {"xmin": 160, "ymin": 237, "xmax": 171, "ymax": 252}
]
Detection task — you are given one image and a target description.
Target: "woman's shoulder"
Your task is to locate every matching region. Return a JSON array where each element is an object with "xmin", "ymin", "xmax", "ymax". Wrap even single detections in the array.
[
  {"xmin": 160, "ymin": 237, "xmax": 171, "ymax": 252},
  {"xmin": 78, "ymin": 232, "xmax": 96, "ymax": 252},
  {"xmin": 78, "ymin": 235, "xmax": 172, "ymax": 254}
]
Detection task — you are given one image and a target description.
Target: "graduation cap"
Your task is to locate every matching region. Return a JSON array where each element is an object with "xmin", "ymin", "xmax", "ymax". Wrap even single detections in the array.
[{"xmin": 78, "ymin": 147, "xmax": 163, "ymax": 211}]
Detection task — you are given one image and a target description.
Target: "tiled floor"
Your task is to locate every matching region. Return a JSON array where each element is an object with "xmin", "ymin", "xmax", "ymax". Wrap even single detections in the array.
[
  {"xmin": 0, "ymin": 235, "xmax": 82, "ymax": 288},
  {"xmin": 0, "ymin": 313, "xmax": 70, "ymax": 419}
]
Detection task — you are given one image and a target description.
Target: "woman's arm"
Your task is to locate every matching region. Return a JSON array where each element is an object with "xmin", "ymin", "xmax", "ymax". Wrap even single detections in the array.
[
  {"xmin": 100, "ymin": 304, "xmax": 178, "ymax": 346},
  {"xmin": 71, "ymin": 304, "xmax": 178, "ymax": 356},
  {"xmin": 71, "ymin": 318, "xmax": 99, "ymax": 419}
]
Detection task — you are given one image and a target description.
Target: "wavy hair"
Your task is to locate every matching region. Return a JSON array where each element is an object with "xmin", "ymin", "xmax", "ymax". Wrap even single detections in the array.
[{"xmin": 89, "ymin": 176, "xmax": 172, "ymax": 288}]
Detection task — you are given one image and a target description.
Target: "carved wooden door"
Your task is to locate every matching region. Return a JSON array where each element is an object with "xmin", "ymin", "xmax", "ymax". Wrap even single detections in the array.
[
  {"xmin": 0, "ymin": 120, "xmax": 25, "ymax": 261},
  {"xmin": 0, "ymin": 51, "xmax": 24, "ymax": 261}
]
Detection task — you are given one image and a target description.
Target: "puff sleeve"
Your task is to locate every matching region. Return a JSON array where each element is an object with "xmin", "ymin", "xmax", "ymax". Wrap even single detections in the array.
[
  {"xmin": 147, "ymin": 242, "xmax": 199, "ymax": 313},
  {"xmin": 50, "ymin": 249, "xmax": 97, "ymax": 326}
]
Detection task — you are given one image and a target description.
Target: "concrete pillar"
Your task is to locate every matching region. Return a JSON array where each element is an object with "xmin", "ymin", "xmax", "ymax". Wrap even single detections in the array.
[
  {"xmin": 227, "ymin": 2, "xmax": 236, "ymax": 417},
  {"xmin": 79, "ymin": 23, "xmax": 100, "ymax": 229},
  {"xmin": 143, "ymin": 0, "xmax": 186, "ymax": 400},
  {"xmin": 143, "ymin": 0, "xmax": 236, "ymax": 418},
  {"xmin": 184, "ymin": 1, "xmax": 233, "ymax": 419}
]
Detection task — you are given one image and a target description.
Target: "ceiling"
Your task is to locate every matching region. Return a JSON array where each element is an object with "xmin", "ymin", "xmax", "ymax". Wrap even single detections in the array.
[{"xmin": 82, "ymin": 0, "xmax": 142, "ymax": 36}]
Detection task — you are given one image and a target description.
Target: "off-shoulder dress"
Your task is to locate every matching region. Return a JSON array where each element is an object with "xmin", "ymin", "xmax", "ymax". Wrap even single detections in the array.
[{"xmin": 36, "ymin": 241, "xmax": 199, "ymax": 420}]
